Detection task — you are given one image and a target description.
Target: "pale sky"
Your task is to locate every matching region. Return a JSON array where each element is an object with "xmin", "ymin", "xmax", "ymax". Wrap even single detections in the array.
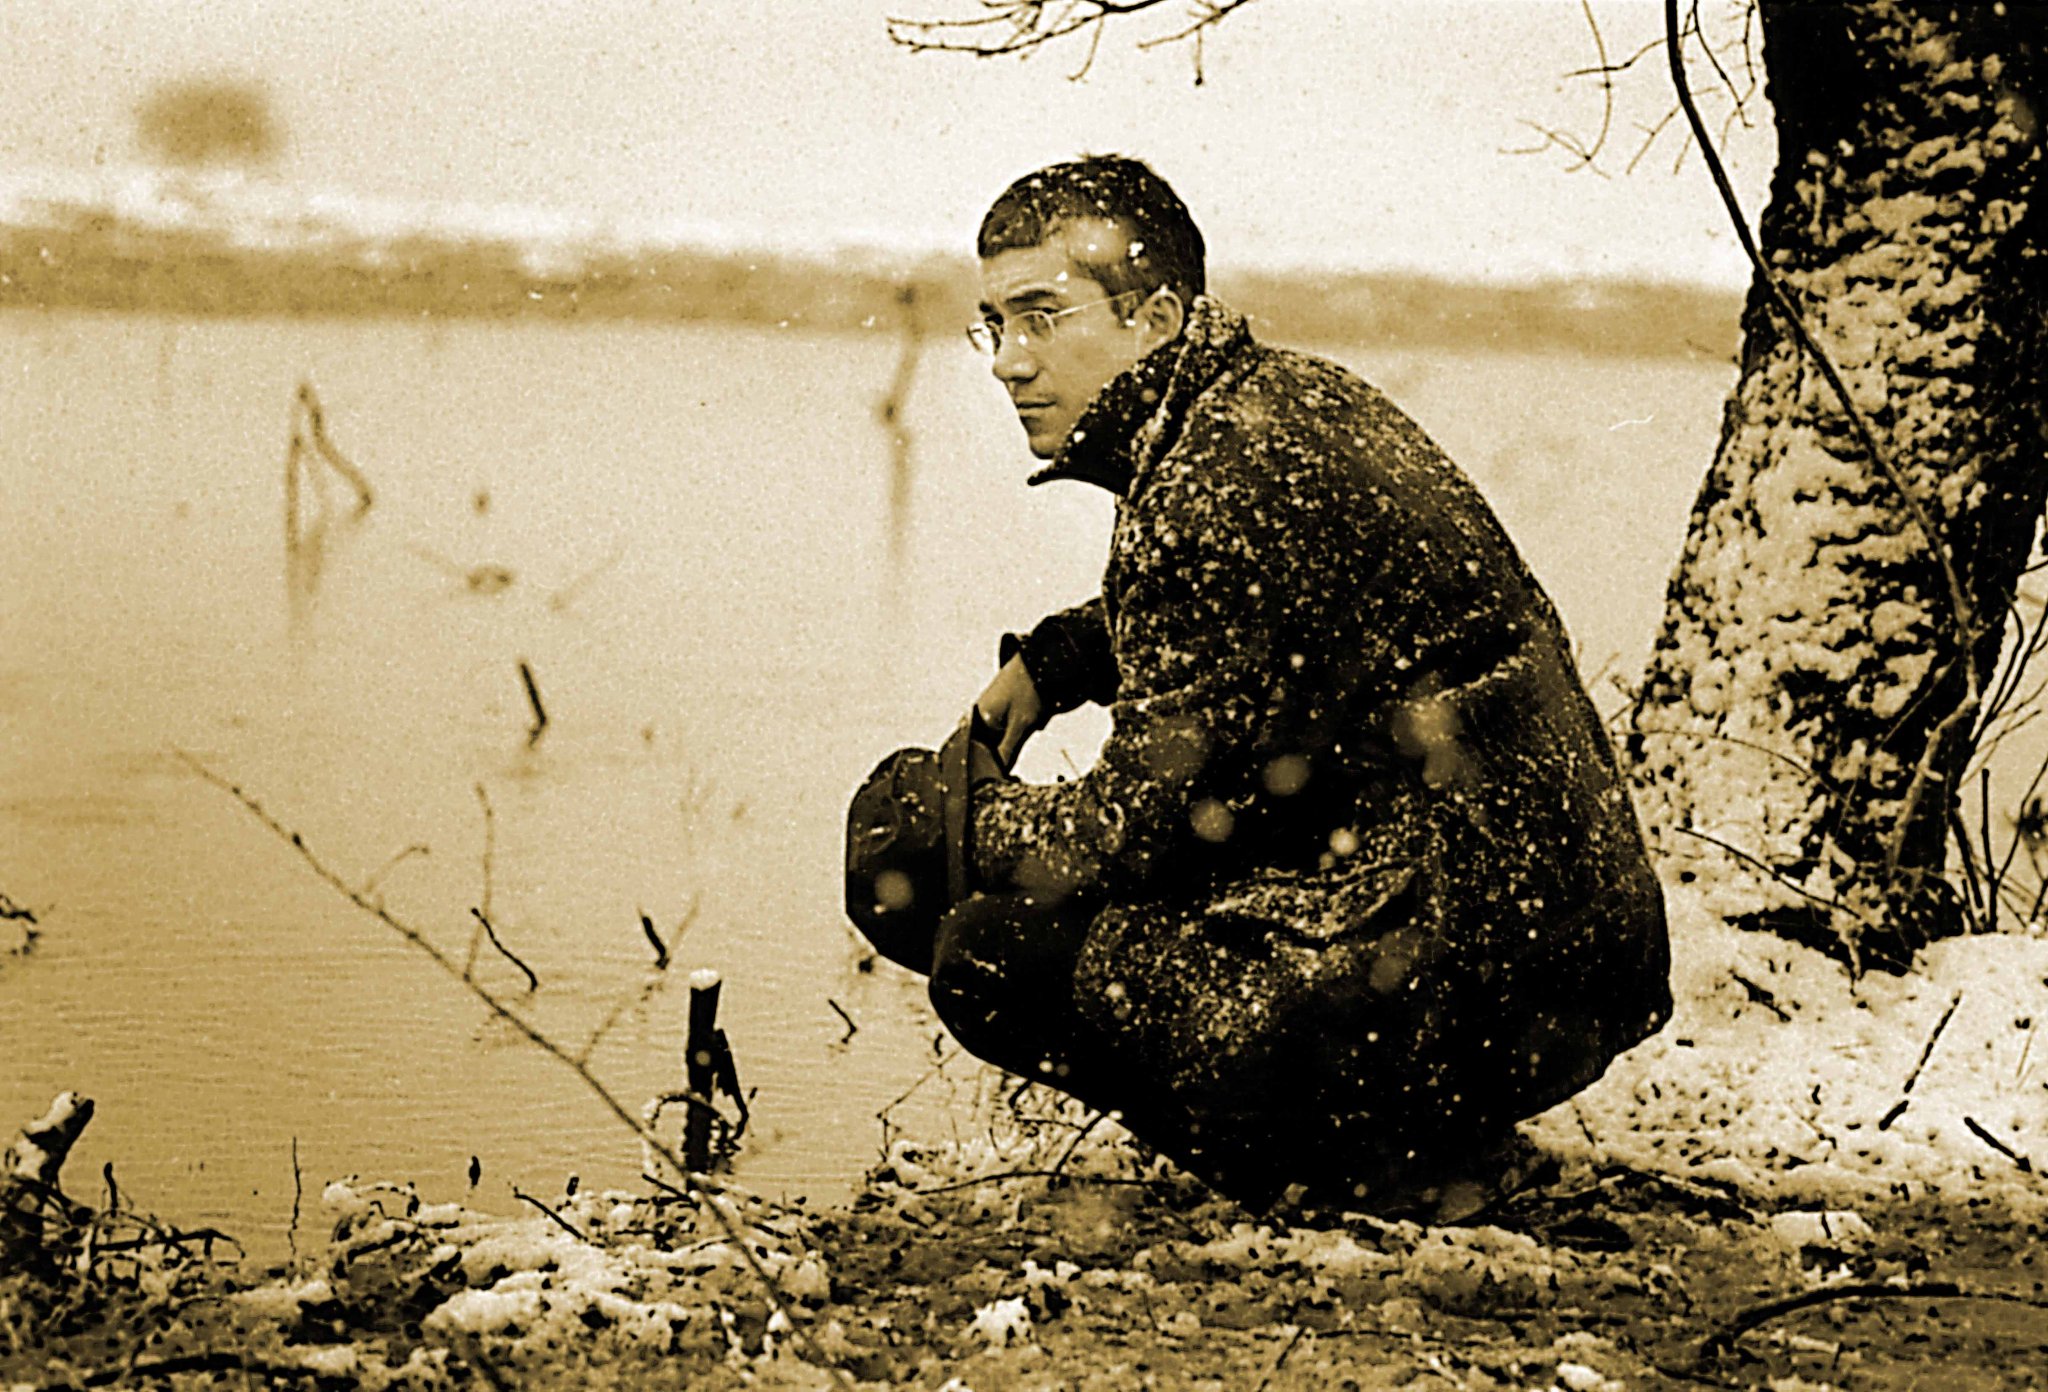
[{"xmin": 0, "ymin": 0, "xmax": 1775, "ymax": 283}]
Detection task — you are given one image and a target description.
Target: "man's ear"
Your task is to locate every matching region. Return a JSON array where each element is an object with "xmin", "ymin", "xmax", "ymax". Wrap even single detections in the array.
[{"xmin": 1132, "ymin": 288, "xmax": 1186, "ymax": 356}]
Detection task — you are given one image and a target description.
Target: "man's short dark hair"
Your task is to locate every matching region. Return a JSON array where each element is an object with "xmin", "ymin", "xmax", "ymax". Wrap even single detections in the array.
[{"xmin": 978, "ymin": 154, "xmax": 1206, "ymax": 306}]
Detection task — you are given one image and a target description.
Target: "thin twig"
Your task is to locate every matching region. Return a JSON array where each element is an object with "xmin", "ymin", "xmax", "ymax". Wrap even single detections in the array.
[
  {"xmin": 1728, "ymin": 970, "xmax": 1790, "ymax": 1022},
  {"xmin": 1068, "ymin": 13, "xmax": 1106, "ymax": 81},
  {"xmin": 1571, "ymin": 0, "xmax": 1614, "ymax": 169},
  {"xmin": 362, "ymin": 843, "xmax": 430, "ymax": 901},
  {"xmin": 1049, "ymin": 1108, "xmax": 1109, "ymax": 1178},
  {"xmin": 288, "ymin": 1136, "xmax": 302, "ymax": 1262},
  {"xmin": 469, "ymin": 783, "xmax": 496, "ymax": 977},
  {"xmin": 1688, "ymin": 0, "xmax": 1749, "ymax": 129},
  {"xmin": 1674, "ymin": 826, "xmax": 1885, "ymax": 952},
  {"xmin": 297, "ymin": 381, "xmax": 374, "ymax": 515},
  {"xmin": 1626, "ymin": 101, "xmax": 1684, "ymax": 176},
  {"xmin": 470, "ymin": 908, "xmax": 539, "ymax": 993},
  {"xmin": 547, "ymin": 544, "xmax": 625, "ymax": 613},
  {"xmin": 1962, "ymin": 1115, "xmax": 2034, "ymax": 1171},
  {"xmin": 510, "ymin": 1185, "xmax": 589, "ymax": 1241},
  {"xmin": 640, "ymin": 911, "xmax": 671, "ymax": 971},
  {"xmin": 1253, "ymin": 1323, "xmax": 1309, "ymax": 1392},
  {"xmin": 1135, "ymin": 0, "xmax": 1259, "ymax": 54},
  {"xmin": 1567, "ymin": 34, "xmax": 1663, "ymax": 82},
  {"xmin": 1702, "ymin": 1280, "xmax": 2048, "ymax": 1361},
  {"xmin": 518, "ymin": 660, "xmax": 549, "ymax": 747},
  {"xmin": 827, "ymin": 998, "xmax": 859, "ymax": 1044},
  {"xmin": 1903, "ymin": 991, "xmax": 1962, "ymax": 1095},
  {"xmin": 888, "ymin": 0, "xmax": 1258, "ymax": 77},
  {"xmin": 1980, "ymin": 768, "xmax": 1999, "ymax": 932}
]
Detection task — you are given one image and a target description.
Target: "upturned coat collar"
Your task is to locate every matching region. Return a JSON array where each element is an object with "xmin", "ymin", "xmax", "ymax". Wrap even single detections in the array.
[{"xmin": 1028, "ymin": 295, "xmax": 1255, "ymax": 497}]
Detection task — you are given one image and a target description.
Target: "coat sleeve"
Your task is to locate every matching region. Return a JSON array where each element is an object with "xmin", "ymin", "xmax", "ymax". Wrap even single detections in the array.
[
  {"xmin": 1000, "ymin": 597, "xmax": 1118, "ymax": 716},
  {"xmin": 973, "ymin": 491, "xmax": 1279, "ymax": 901}
]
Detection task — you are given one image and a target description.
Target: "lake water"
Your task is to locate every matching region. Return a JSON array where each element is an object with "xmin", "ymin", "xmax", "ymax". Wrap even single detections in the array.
[{"xmin": 0, "ymin": 309, "xmax": 1733, "ymax": 1259}]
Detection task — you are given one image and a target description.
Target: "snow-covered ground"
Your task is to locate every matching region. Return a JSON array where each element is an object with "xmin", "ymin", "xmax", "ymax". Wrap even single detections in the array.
[{"xmin": 1530, "ymin": 887, "xmax": 2048, "ymax": 1215}]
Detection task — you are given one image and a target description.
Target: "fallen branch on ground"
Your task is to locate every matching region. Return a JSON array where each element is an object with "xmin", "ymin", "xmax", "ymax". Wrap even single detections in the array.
[
  {"xmin": 510, "ymin": 1186, "xmax": 589, "ymax": 1242},
  {"xmin": 1961, "ymin": 1115, "xmax": 2034, "ymax": 1172},
  {"xmin": 1701, "ymin": 1280, "xmax": 2048, "ymax": 1362}
]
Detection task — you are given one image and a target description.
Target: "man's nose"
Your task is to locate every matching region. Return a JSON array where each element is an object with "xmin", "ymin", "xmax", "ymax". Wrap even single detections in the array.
[{"xmin": 990, "ymin": 336, "xmax": 1036, "ymax": 383}]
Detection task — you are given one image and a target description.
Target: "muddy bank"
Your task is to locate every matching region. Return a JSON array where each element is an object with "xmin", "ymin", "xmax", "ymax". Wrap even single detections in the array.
[{"xmin": 6, "ymin": 1132, "xmax": 2048, "ymax": 1391}]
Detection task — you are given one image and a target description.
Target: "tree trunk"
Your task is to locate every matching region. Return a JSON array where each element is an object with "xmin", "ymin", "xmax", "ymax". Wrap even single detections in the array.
[{"xmin": 1626, "ymin": 2, "xmax": 2046, "ymax": 972}]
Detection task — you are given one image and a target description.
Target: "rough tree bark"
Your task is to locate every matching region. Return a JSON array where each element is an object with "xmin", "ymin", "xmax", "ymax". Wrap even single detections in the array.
[{"xmin": 1625, "ymin": 2, "xmax": 2046, "ymax": 972}]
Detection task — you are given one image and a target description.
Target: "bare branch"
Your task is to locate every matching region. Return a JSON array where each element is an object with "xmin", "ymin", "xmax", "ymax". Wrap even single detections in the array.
[
  {"xmin": 1624, "ymin": 103, "xmax": 1683, "ymax": 176},
  {"xmin": 517, "ymin": 660, "xmax": 549, "ymax": 748},
  {"xmin": 1504, "ymin": 119, "xmax": 1608, "ymax": 173},
  {"xmin": 889, "ymin": 0, "xmax": 1258, "ymax": 78},
  {"xmin": 1565, "ymin": 34, "xmax": 1665, "ymax": 82},
  {"xmin": 1568, "ymin": 0, "xmax": 1615, "ymax": 169},
  {"xmin": 827, "ymin": 997, "xmax": 859, "ymax": 1044},
  {"xmin": 362, "ymin": 843, "xmax": 430, "ymax": 901},
  {"xmin": 1672, "ymin": 825, "xmax": 1885, "ymax": 962},
  {"xmin": 171, "ymin": 749, "xmax": 842, "ymax": 1378},
  {"xmin": 1703, "ymin": 1280, "xmax": 2048, "ymax": 1362},
  {"xmin": 1134, "ymin": 0, "xmax": 1259, "ymax": 53},
  {"xmin": 470, "ymin": 908, "xmax": 539, "ymax": 993},
  {"xmin": 510, "ymin": 1185, "xmax": 589, "ymax": 1242},
  {"xmin": 1901, "ymin": 991, "xmax": 1962, "ymax": 1095},
  {"xmin": 468, "ymin": 783, "xmax": 497, "ymax": 978}
]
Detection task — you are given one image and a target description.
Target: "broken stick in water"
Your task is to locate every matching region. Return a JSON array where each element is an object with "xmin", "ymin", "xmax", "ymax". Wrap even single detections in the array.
[
  {"xmin": 3, "ymin": 1092, "xmax": 96, "ymax": 1260},
  {"xmin": 518, "ymin": 660, "xmax": 548, "ymax": 747},
  {"xmin": 684, "ymin": 970, "xmax": 723, "ymax": 1174},
  {"xmin": 296, "ymin": 380, "xmax": 374, "ymax": 515},
  {"xmin": 469, "ymin": 907, "xmax": 539, "ymax": 993},
  {"xmin": 640, "ymin": 912, "xmax": 670, "ymax": 971},
  {"xmin": 828, "ymin": 997, "xmax": 858, "ymax": 1044}
]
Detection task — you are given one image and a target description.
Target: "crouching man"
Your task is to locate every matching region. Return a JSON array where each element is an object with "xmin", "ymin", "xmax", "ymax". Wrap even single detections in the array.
[{"xmin": 847, "ymin": 155, "xmax": 1670, "ymax": 1216}]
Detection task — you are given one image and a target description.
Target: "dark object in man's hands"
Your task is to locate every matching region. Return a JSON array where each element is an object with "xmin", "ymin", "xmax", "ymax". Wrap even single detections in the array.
[{"xmin": 845, "ymin": 719, "xmax": 992, "ymax": 971}]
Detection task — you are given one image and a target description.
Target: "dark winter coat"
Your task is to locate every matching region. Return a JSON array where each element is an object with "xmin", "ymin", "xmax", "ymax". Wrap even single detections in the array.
[{"xmin": 969, "ymin": 296, "xmax": 1671, "ymax": 1200}]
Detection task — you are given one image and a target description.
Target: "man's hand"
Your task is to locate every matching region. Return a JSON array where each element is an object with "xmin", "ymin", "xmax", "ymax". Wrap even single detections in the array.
[{"xmin": 976, "ymin": 654, "xmax": 1047, "ymax": 769}]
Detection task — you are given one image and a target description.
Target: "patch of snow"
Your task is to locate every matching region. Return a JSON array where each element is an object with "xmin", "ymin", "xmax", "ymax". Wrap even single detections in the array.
[
  {"xmin": 229, "ymin": 1276, "xmax": 333, "ymax": 1320},
  {"xmin": 966, "ymin": 1296, "xmax": 1033, "ymax": 1348},
  {"xmin": 1527, "ymin": 884, "xmax": 2048, "ymax": 1214}
]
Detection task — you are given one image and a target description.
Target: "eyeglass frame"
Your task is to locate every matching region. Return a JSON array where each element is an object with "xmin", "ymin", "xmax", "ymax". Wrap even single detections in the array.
[{"xmin": 965, "ymin": 288, "xmax": 1147, "ymax": 356}]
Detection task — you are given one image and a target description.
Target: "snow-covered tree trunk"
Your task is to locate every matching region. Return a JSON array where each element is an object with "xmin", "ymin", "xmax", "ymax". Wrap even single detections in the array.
[{"xmin": 1626, "ymin": 2, "xmax": 2045, "ymax": 972}]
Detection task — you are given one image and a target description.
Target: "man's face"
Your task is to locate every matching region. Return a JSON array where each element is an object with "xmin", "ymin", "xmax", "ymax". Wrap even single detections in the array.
[{"xmin": 978, "ymin": 221, "xmax": 1150, "ymax": 460}]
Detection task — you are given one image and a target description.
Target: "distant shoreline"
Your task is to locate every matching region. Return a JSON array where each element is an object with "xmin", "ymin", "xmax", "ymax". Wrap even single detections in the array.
[{"xmin": 0, "ymin": 208, "xmax": 1742, "ymax": 359}]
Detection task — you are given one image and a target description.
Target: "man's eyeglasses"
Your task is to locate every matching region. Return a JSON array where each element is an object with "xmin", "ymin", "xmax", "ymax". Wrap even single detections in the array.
[{"xmin": 967, "ymin": 291, "xmax": 1140, "ymax": 356}]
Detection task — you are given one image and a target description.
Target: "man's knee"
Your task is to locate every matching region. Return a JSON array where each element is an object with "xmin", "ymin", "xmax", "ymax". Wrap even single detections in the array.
[
  {"xmin": 854, "ymin": 913, "xmax": 938, "ymax": 976},
  {"xmin": 928, "ymin": 894, "xmax": 1090, "ymax": 1078}
]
